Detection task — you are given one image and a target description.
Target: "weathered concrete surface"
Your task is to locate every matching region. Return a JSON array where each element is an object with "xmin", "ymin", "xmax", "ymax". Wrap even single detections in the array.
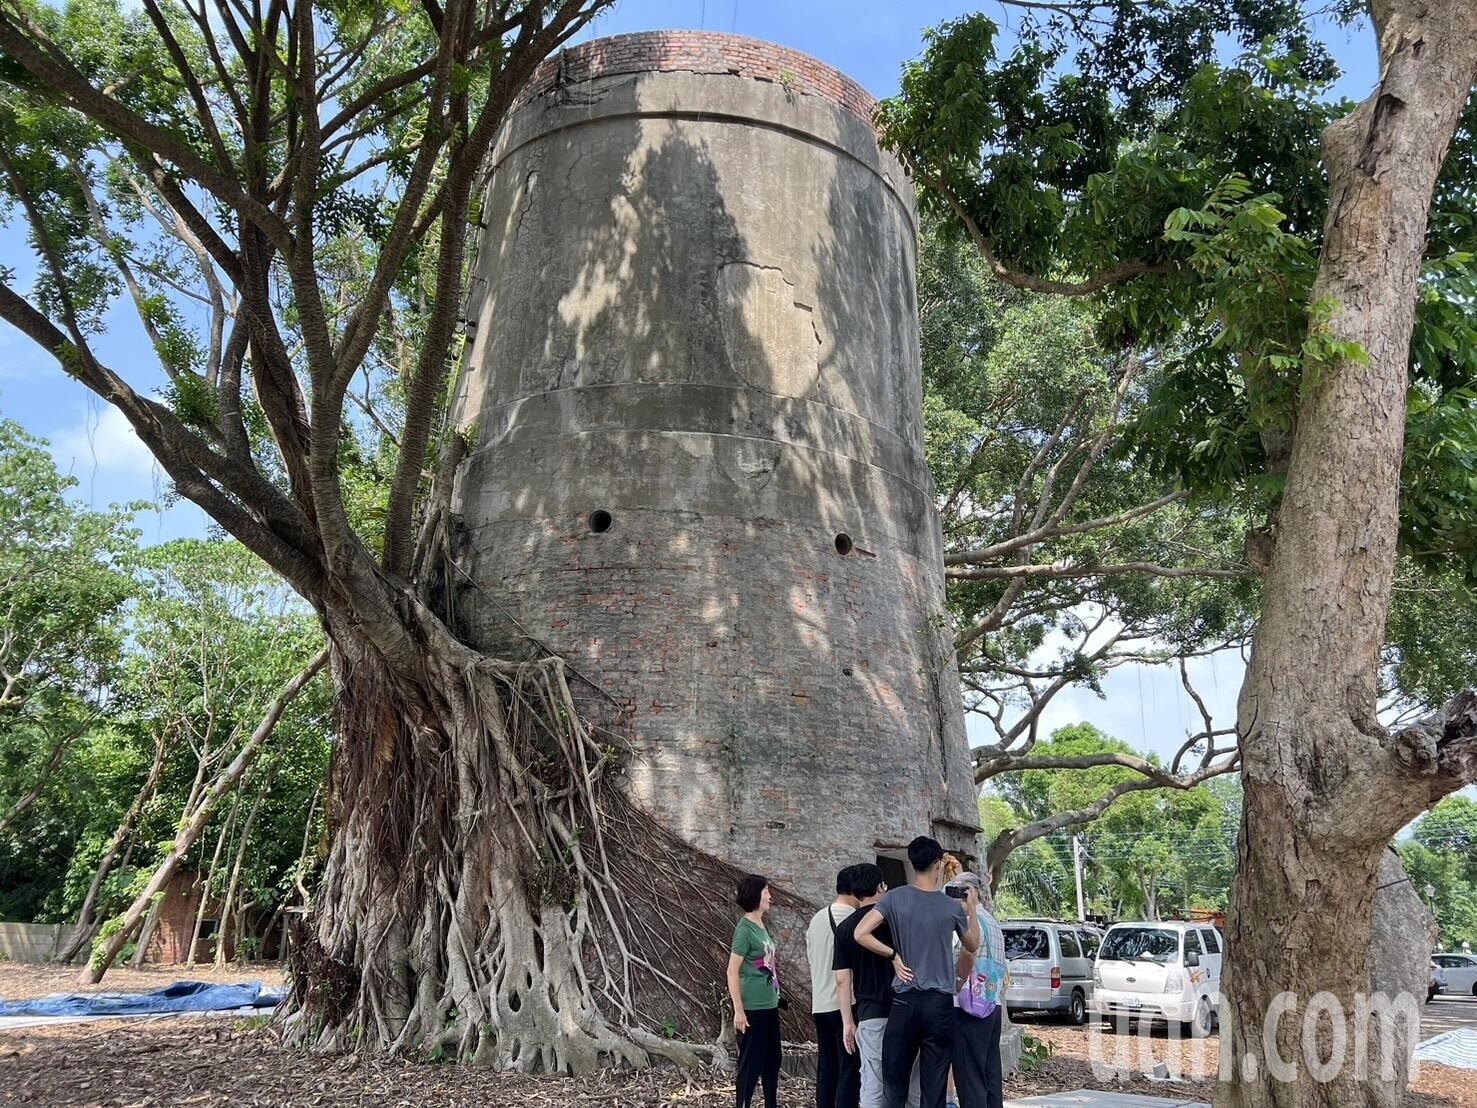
[
  {"xmin": 1368, "ymin": 847, "xmax": 1439, "ymax": 1093},
  {"xmin": 449, "ymin": 32, "xmax": 980, "ymax": 905},
  {"xmin": 0, "ymin": 922, "xmax": 97, "ymax": 964}
]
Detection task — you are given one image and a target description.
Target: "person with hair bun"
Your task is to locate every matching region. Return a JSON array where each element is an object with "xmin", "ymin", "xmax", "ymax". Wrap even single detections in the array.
[
  {"xmin": 729, "ymin": 874, "xmax": 782, "ymax": 1108},
  {"xmin": 946, "ymin": 870, "xmax": 1006, "ymax": 1108}
]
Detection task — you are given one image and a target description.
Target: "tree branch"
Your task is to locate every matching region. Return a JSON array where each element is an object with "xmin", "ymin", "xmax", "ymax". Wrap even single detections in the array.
[
  {"xmin": 0, "ymin": 8, "xmax": 294, "ymax": 255},
  {"xmin": 947, "ymin": 491, "xmax": 1189, "ymax": 567},
  {"xmin": 948, "ymin": 560, "xmax": 1248, "ymax": 582},
  {"xmin": 924, "ymin": 169, "xmax": 1174, "ymax": 296}
]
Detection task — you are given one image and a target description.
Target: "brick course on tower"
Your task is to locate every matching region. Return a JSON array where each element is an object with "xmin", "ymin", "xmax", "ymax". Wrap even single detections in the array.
[{"xmin": 450, "ymin": 31, "xmax": 982, "ymax": 907}]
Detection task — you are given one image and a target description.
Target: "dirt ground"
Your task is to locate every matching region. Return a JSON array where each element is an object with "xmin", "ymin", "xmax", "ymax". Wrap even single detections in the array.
[{"xmin": 0, "ymin": 968, "xmax": 1471, "ymax": 1107}]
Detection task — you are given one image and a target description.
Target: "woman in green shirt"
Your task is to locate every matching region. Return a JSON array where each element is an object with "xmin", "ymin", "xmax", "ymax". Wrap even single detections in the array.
[{"xmin": 728, "ymin": 874, "xmax": 781, "ymax": 1108}]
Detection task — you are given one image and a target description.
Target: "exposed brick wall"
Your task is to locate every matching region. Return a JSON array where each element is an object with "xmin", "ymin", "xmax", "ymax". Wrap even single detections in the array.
[
  {"xmin": 514, "ymin": 31, "xmax": 878, "ymax": 128},
  {"xmin": 142, "ymin": 868, "xmax": 231, "ymax": 964},
  {"xmin": 459, "ymin": 510, "xmax": 972, "ymax": 899}
]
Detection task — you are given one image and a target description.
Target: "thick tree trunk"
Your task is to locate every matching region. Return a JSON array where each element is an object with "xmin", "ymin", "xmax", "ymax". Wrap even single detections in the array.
[
  {"xmin": 1218, "ymin": 4, "xmax": 1477, "ymax": 1106},
  {"xmin": 284, "ymin": 612, "xmax": 813, "ymax": 1072}
]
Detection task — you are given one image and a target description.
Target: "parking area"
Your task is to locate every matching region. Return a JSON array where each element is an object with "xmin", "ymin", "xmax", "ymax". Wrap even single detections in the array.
[
  {"xmin": 1011, "ymin": 993, "xmax": 1477, "ymax": 1041},
  {"xmin": 1425, "ymin": 994, "xmax": 1477, "ymax": 1037}
]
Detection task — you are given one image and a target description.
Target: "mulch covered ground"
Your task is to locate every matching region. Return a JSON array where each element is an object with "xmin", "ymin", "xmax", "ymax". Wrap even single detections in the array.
[{"xmin": 0, "ymin": 966, "xmax": 1471, "ymax": 1106}]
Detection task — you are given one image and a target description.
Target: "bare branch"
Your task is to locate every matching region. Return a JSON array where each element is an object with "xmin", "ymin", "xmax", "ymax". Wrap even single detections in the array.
[
  {"xmin": 948, "ymin": 492, "xmax": 1189, "ymax": 567},
  {"xmin": 948, "ymin": 560, "xmax": 1248, "ymax": 582},
  {"xmin": 982, "ymin": 751, "xmax": 1240, "ymax": 885}
]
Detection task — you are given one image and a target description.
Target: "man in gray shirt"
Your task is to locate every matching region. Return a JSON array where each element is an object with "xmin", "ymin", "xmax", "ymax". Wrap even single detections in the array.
[{"xmin": 854, "ymin": 836, "xmax": 980, "ymax": 1108}]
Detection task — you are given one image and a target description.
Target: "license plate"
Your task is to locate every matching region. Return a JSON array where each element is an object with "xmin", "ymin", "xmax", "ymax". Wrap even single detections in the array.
[{"xmin": 1123, "ymin": 999, "xmax": 1142, "ymax": 1009}]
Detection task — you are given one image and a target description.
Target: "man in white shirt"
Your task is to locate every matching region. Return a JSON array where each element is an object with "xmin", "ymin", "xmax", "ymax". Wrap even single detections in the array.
[{"xmin": 808, "ymin": 865, "xmax": 861, "ymax": 1108}]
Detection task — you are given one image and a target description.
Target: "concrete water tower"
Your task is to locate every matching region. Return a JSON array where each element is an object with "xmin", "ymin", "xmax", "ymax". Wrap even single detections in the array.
[{"xmin": 449, "ymin": 31, "xmax": 981, "ymax": 904}]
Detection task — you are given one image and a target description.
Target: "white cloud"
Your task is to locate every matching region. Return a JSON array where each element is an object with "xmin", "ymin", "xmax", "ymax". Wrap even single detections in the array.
[{"xmin": 50, "ymin": 404, "xmax": 165, "ymax": 506}]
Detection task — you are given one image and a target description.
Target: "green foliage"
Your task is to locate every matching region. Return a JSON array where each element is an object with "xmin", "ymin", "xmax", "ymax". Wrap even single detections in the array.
[
  {"xmin": 886, "ymin": 3, "xmax": 1477, "ymax": 578},
  {"xmin": 919, "ymin": 215, "xmax": 1256, "ymax": 694},
  {"xmin": 0, "ymin": 422, "xmax": 137, "ymax": 920},
  {"xmin": 0, "ymin": 524, "xmax": 330, "ymax": 931},
  {"xmin": 1403, "ymin": 797, "xmax": 1477, "ymax": 950},
  {"xmin": 1018, "ymin": 1031, "xmax": 1052, "ymax": 1075},
  {"xmin": 986, "ymin": 725, "xmax": 1238, "ymax": 920}
]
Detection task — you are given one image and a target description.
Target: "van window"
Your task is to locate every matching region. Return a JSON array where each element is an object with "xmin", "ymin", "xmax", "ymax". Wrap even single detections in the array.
[
  {"xmin": 1200, "ymin": 928, "xmax": 1221, "ymax": 953},
  {"xmin": 1059, "ymin": 930, "xmax": 1081, "ymax": 958},
  {"xmin": 1003, "ymin": 928, "xmax": 1050, "ymax": 960},
  {"xmin": 1185, "ymin": 929, "xmax": 1204, "ymax": 957},
  {"xmin": 1078, "ymin": 930, "xmax": 1101, "ymax": 958},
  {"xmin": 1099, "ymin": 926, "xmax": 1180, "ymax": 964}
]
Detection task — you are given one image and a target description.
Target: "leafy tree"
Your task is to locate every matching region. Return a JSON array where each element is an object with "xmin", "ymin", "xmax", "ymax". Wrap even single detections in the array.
[
  {"xmin": 1401, "ymin": 796, "xmax": 1477, "ymax": 952},
  {"xmin": 0, "ymin": 534, "xmax": 332, "ymax": 973},
  {"xmin": 920, "ymin": 219, "xmax": 1248, "ymax": 865},
  {"xmin": 881, "ymin": 2, "xmax": 1477, "ymax": 1101},
  {"xmin": 984, "ymin": 723, "xmax": 1235, "ymax": 918},
  {"xmin": 0, "ymin": 0, "xmax": 732, "ymax": 1069},
  {"xmin": 76, "ymin": 539, "xmax": 328, "ymax": 978},
  {"xmin": 0, "ymin": 420, "xmax": 134, "ymax": 861}
]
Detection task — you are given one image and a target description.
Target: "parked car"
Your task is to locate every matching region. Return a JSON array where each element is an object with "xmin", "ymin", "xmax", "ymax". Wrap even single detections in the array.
[
  {"xmin": 1434, "ymin": 953, "xmax": 1476, "ymax": 996},
  {"xmin": 1092, "ymin": 920, "xmax": 1224, "ymax": 1038},
  {"xmin": 1000, "ymin": 919, "xmax": 1103, "ymax": 1024},
  {"xmin": 1429, "ymin": 960, "xmax": 1448, "ymax": 1003}
]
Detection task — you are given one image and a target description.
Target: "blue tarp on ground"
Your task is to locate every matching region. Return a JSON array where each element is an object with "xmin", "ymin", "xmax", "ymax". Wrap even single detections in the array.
[
  {"xmin": 1415, "ymin": 1028, "xmax": 1477, "ymax": 1070},
  {"xmin": 0, "ymin": 980, "xmax": 282, "ymax": 1018}
]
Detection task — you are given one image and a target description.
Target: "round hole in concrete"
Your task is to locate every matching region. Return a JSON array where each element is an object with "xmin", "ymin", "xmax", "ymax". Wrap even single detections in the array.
[
  {"xmin": 588, "ymin": 509, "xmax": 613, "ymax": 534},
  {"xmin": 835, "ymin": 533, "xmax": 854, "ymax": 556}
]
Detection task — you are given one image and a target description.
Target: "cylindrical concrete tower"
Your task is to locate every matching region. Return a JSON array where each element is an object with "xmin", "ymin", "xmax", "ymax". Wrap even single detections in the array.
[{"xmin": 450, "ymin": 31, "xmax": 980, "ymax": 905}]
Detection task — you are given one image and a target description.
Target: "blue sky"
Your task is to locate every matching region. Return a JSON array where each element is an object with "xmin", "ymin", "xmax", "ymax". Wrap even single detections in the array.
[{"xmin": 0, "ymin": 1, "xmax": 1393, "ymax": 763}]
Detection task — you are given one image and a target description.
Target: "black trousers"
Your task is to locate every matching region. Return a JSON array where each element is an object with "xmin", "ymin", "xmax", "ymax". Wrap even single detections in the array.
[
  {"xmin": 814, "ymin": 1009, "xmax": 861, "ymax": 1108},
  {"xmin": 951, "ymin": 1006, "xmax": 1003, "ymax": 1108},
  {"xmin": 880, "ymin": 990, "xmax": 956, "ymax": 1108},
  {"xmin": 737, "ymin": 1006, "xmax": 781, "ymax": 1108}
]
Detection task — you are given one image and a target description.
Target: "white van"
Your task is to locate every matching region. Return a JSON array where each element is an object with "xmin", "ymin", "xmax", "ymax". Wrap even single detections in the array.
[
  {"xmin": 1091, "ymin": 920, "xmax": 1224, "ymax": 1037},
  {"xmin": 1000, "ymin": 920, "xmax": 1103, "ymax": 1024}
]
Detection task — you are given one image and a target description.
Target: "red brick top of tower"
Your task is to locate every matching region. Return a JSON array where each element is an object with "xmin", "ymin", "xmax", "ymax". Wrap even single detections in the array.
[{"xmin": 512, "ymin": 31, "xmax": 879, "ymax": 129}]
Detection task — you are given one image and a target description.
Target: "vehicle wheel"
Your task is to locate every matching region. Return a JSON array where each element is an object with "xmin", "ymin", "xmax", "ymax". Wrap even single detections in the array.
[
  {"xmin": 1471, "ymin": 983, "xmax": 1476, "ymax": 998},
  {"xmin": 1067, "ymin": 990, "xmax": 1087, "ymax": 1025},
  {"xmin": 1190, "ymin": 997, "xmax": 1213, "ymax": 1039}
]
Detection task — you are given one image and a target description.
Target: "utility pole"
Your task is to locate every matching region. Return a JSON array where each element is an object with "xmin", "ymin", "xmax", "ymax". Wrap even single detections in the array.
[{"xmin": 1072, "ymin": 835, "xmax": 1087, "ymax": 923}]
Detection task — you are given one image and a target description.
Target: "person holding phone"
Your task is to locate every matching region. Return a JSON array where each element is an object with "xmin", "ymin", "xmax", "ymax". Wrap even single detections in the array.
[
  {"xmin": 946, "ymin": 870, "xmax": 1006, "ymax": 1108},
  {"xmin": 852, "ymin": 837, "xmax": 980, "ymax": 1108}
]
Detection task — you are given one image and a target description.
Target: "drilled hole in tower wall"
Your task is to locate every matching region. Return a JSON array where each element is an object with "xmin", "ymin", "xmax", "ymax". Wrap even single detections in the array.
[
  {"xmin": 835, "ymin": 533, "xmax": 854, "ymax": 556},
  {"xmin": 588, "ymin": 509, "xmax": 613, "ymax": 534}
]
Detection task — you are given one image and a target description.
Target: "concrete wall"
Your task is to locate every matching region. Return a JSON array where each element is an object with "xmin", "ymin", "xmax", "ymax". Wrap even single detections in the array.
[
  {"xmin": 450, "ymin": 31, "xmax": 981, "ymax": 905},
  {"xmin": 0, "ymin": 922, "xmax": 97, "ymax": 963}
]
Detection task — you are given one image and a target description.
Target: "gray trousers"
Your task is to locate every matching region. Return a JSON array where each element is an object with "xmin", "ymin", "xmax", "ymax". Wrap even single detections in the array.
[{"xmin": 856, "ymin": 1019, "xmax": 919, "ymax": 1108}]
